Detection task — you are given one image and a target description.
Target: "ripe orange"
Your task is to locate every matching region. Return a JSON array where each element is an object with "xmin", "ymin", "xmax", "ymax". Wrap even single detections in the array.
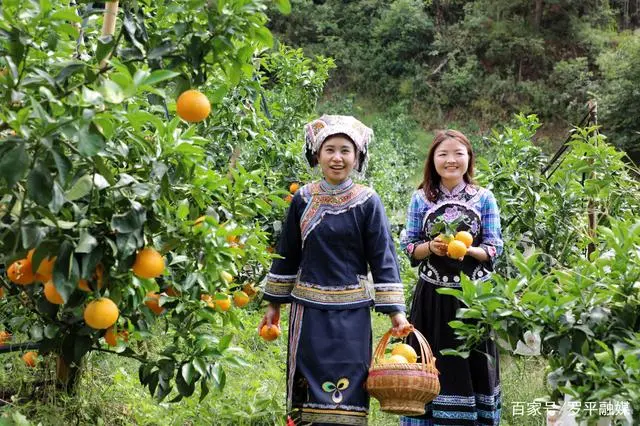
[
  {"xmin": 242, "ymin": 283, "xmax": 257, "ymax": 297},
  {"xmin": 22, "ymin": 351, "xmax": 38, "ymax": 368},
  {"xmin": 0, "ymin": 330, "xmax": 11, "ymax": 344},
  {"xmin": 391, "ymin": 343, "xmax": 418, "ymax": 363},
  {"xmin": 104, "ymin": 326, "xmax": 118, "ymax": 346},
  {"xmin": 259, "ymin": 324, "xmax": 281, "ymax": 341},
  {"xmin": 84, "ymin": 298, "xmax": 119, "ymax": 329},
  {"xmin": 164, "ymin": 286, "xmax": 180, "ymax": 297},
  {"xmin": 145, "ymin": 291, "xmax": 165, "ymax": 315},
  {"xmin": 214, "ymin": 296, "xmax": 231, "ymax": 312},
  {"xmin": 7, "ymin": 259, "xmax": 35, "ymax": 285},
  {"xmin": 226, "ymin": 234, "xmax": 238, "ymax": 245},
  {"xmin": 455, "ymin": 231, "xmax": 473, "ymax": 248},
  {"xmin": 176, "ymin": 89, "xmax": 211, "ymax": 123},
  {"xmin": 447, "ymin": 240, "xmax": 468, "ymax": 259},
  {"xmin": 289, "ymin": 182, "xmax": 300, "ymax": 193},
  {"xmin": 78, "ymin": 264, "xmax": 105, "ymax": 292},
  {"xmin": 44, "ymin": 281, "xmax": 64, "ymax": 305},
  {"xmin": 132, "ymin": 248, "xmax": 165, "ymax": 279},
  {"xmin": 233, "ymin": 291, "xmax": 250, "ymax": 308},
  {"xmin": 27, "ymin": 250, "xmax": 57, "ymax": 283},
  {"xmin": 387, "ymin": 354, "xmax": 409, "ymax": 364}
]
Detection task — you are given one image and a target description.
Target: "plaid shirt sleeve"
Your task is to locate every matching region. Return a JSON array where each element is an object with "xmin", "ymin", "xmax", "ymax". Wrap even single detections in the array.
[
  {"xmin": 479, "ymin": 189, "xmax": 504, "ymax": 263},
  {"xmin": 400, "ymin": 190, "xmax": 429, "ymax": 266}
]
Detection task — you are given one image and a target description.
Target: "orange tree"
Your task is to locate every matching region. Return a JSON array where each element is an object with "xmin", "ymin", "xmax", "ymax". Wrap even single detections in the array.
[{"xmin": 0, "ymin": 0, "xmax": 332, "ymax": 402}]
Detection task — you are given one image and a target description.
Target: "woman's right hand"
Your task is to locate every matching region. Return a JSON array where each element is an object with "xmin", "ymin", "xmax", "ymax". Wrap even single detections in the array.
[
  {"xmin": 258, "ymin": 303, "xmax": 281, "ymax": 332},
  {"xmin": 429, "ymin": 236, "xmax": 449, "ymax": 257}
]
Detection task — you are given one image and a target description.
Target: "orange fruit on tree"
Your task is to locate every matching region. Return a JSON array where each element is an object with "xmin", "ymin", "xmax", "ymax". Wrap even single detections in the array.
[
  {"xmin": 164, "ymin": 286, "xmax": 180, "ymax": 297},
  {"xmin": 233, "ymin": 290, "xmax": 250, "ymax": 308},
  {"xmin": 259, "ymin": 324, "xmax": 281, "ymax": 341},
  {"xmin": 27, "ymin": 250, "xmax": 57, "ymax": 283},
  {"xmin": 289, "ymin": 182, "xmax": 300, "ymax": 193},
  {"xmin": 447, "ymin": 240, "xmax": 467, "ymax": 259},
  {"xmin": 391, "ymin": 343, "xmax": 418, "ymax": 363},
  {"xmin": 132, "ymin": 247, "xmax": 165, "ymax": 279},
  {"xmin": 226, "ymin": 234, "xmax": 238, "ymax": 245},
  {"xmin": 145, "ymin": 291, "xmax": 165, "ymax": 315},
  {"xmin": 214, "ymin": 296, "xmax": 231, "ymax": 312},
  {"xmin": 7, "ymin": 259, "xmax": 35, "ymax": 285},
  {"xmin": 44, "ymin": 281, "xmax": 64, "ymax": 305},
  {"xmin": 455, "ymin": 231, "xmax": 473, "ymax": 248},
  {"xmin": 176, "ymin": 89, "xmax": 211, "ymax": 123},
  {"xmin": 104, "ymin": 326, "xmax": 118, "ymax": 346},
  {"xmin": 79, "ymin": 264, "xmax": 106, "ymax": 292},
  {"xmin": 0, "ymin": 330, "xmax": 11, "ymax": 344},
  {"xmin": 242, "ymin": 283, "xmax": 257, "ymax": 297},
  {"xmin": 84, "ymin": 298, "xmax": 119, "ymax": 329},
  {"xmin": 194, "ymin": 215, "xmax": 207, "ymax": 228},
  {"xmin": 22, "ymin": 351, "xmax": 38, "ymax": 368}
]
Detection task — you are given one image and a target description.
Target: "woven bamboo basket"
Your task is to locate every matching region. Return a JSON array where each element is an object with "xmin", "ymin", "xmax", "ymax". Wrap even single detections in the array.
[{"xmin": 366, "ymin": 327, "xmax": 440, "ymax": 416}]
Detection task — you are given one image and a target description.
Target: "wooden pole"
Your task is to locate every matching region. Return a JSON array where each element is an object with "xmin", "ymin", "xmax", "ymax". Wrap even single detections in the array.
[
  {"xmin": 586, "ymin": 99, "xmax": 597, "ymax": 259},
  {"xmin": 100, "ymin": 1, "xmax": 119, "ymax": 68}
]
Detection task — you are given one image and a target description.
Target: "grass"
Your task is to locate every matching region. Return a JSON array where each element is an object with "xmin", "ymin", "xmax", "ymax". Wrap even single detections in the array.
[{"xmin": 0, "ymin": 307, "xmax": 548, "ymax": 425}]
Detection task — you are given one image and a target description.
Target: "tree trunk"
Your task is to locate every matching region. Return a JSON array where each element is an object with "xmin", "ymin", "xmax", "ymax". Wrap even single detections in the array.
[
  {"xmin": 56, "ymin": 355, "xmax": 84, "ymax": 394},
  {"xmin": 533, "ymin": 0, "xmax": 544, "ymax": 29}
]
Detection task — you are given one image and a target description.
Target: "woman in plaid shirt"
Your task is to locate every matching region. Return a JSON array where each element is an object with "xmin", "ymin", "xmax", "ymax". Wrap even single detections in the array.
[{"xmin": 400, "ymin": 130, "xmax": 503, "ymax": 426}]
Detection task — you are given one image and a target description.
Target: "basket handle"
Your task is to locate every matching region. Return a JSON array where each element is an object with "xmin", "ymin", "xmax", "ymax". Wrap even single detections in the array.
[{"xmin": 371, "ymin": 326, "xmax": 437, "ymax": 372}]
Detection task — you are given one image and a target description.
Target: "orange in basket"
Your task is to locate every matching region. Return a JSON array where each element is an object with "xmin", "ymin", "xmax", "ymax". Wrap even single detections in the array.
[{"xmin": 366, "ymin": 327, "xmax": 440, "ymax": 415}]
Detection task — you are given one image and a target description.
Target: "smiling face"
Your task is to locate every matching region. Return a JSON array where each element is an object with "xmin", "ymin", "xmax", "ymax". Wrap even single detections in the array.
[
  {"xmin": 317, "ymin": 135, "xmax": 357, "ymax": 185},
  {"xmin": 433, "ymin": 137, "xmax": 470, "ymax": 187}
]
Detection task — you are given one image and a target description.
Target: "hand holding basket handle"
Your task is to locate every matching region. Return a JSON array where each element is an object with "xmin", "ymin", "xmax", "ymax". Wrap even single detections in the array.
[{"xmin": 366, "ymin": 327, "xmax": 440, "ymax": 416}]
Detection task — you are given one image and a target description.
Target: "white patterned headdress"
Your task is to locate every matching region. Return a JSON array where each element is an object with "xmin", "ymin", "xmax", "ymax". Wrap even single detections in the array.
[{"xmin": 304, "ymin": 115, "xmax": 373, "ymax": 173}]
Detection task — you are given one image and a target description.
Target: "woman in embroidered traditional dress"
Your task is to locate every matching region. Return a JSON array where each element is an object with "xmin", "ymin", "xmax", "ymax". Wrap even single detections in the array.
[
  {"xmin": 258, "ymin": 115, "xmax": 411, "ymax": 426},
  {"xmin": 400, "ymin": 130, "xmax": 504, "ymax": 426}
]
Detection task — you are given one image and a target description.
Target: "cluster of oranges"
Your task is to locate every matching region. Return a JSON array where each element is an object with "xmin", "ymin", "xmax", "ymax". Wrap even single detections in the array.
[
  {"xmin": 379, "ymin": 343, "xmax": 418, "ymax": 364},
  {"xmin": 440, "ymin": 230, "xmax": 474, "ymax": 259},
  {"xmin": 199, "ymin": 282, "xmax": 256, "ymax": 312}
]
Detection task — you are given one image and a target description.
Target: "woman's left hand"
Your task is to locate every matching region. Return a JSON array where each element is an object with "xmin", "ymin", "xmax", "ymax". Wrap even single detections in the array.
[{"xmin": 390, "ymin": 312, "xmax": 412, "ymax": 337}]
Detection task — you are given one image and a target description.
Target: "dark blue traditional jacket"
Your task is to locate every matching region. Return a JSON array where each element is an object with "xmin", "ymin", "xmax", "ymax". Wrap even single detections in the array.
[{"xmin": 263, "ymin": 178, "xmax": 406, "ymax": 314}]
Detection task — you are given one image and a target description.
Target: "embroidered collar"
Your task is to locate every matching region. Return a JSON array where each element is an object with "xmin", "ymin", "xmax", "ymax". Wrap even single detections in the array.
[
  {"xmin": 439, "ymin": 181, "xmax": 466, "ymax": 196},
  {"xmin": 319, "ymin": 178, "xmax": 354, "ymax": 195}
]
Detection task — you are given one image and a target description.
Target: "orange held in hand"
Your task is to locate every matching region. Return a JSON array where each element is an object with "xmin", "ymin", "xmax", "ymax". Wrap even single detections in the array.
[
  {"xmin": 84, "ymin": 298, "xmax": 119, "ymax": 329},
  {"xmin": 7, "ymin": 259, "xmax": 35, "ymax": 285},
  {"xmin": 455, "ymin": 231, "xmax": 473, "ymax": 248},
  {"xmin": 259, "ymin": 324, "xmax": 281, "ymax": 341},
  {"xmin": 22, "ymin": 351, "xmax": 38, "ymax": 368},
  {"xmin": 176, "ymin": 89, "xmax": 211, "ymax": 123},
  {"xmin": 447, "ymin": 240, "xmax": 467, "ymax": 259},
  {"xmin": 132, "ymin": 247, "xmax": 165, "ymax": 279}
]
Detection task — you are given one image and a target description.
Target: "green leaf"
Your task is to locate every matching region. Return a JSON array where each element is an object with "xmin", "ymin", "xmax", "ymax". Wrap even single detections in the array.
[
  {"xmin": 252, "ymin": 27, "xmax": 273, "ymax": 48},
  {"xmin": 181, "ymin": 362, "xmax": 195, "ymax": 385},
  {"xmin": 27, "ymin": 162, "xmax": 53, "ymax": 206},
  {"xmin": 141, "ymin": 70, "xmax": 180, "ymax": 87},
  {"xmin": 78, "ymin": 123, "xmax": 105, "ymax": 156},
  {"xmin": 44, "ymin": 324, "xmax": 59, "ymax": 339},
  {"xmin": 50, "ymin": 145, "xmax": 72, "ymax": 184},
  {"xmin": 52, "ymin": 240, "xmax": 80, "ymax": 303},
  {"xmin": 0, "ymin": 142, "xmax": 30, "ymax": 187},
  {"xmin": 192, "ymin": 358, "xmax": 207, "ymax": 378},
  {"xmin": 50, "ymin": 7, "xmax": 82, "ymax": 22},
  {"xmin": 111, "ymin": 203, "xmax": 147, "ymax": 233},
  {"xmin": 76, "ymin": 231, "xmax": 98, "ymax": 253},
  {"xmin": 217, "ymin": 334, "xmax": 232, "ymax": 352},
  {"xmin": 30, "ymin": 323, "xmax": 43, "ymax": 340},
  {"xmin": 275, "ymin": 0, "xmax": 291, "ymax": 14},
  {"xmin": 101, "ymin": 79, "xmax": 125, "ymax": 104},
  {"xmin": 65, "ymin": 174, "xmax": 93, "ymax": 201},
  {"xmin": 96, "ymin": 35, "xmax": 115, "ymax": 64}
]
